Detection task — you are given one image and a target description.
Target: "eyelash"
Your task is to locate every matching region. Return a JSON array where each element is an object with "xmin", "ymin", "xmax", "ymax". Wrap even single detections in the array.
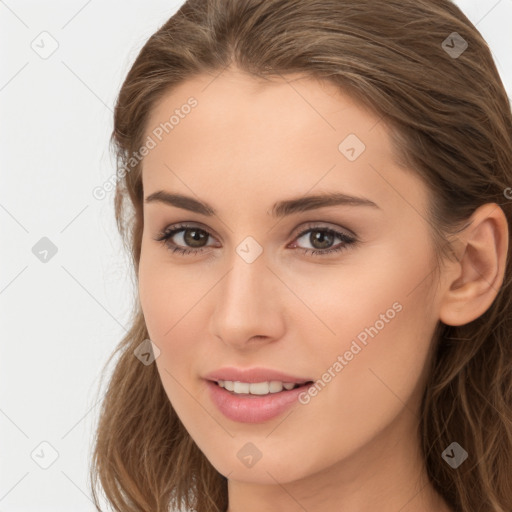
[{"xmin": 154, "ymin": 222, "xmax": 358, "ymax": 258}]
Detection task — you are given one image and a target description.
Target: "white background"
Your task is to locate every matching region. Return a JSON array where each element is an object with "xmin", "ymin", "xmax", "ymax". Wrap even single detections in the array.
[{"xmin": 1, "ymin": 1, "xmax": 511, "ymax": 510}]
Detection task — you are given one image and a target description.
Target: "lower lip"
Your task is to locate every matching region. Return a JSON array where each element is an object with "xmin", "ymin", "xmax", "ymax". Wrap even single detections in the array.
[{"xmin": 205, "ymin": 380, "xmax": 312, "ymax": 423}]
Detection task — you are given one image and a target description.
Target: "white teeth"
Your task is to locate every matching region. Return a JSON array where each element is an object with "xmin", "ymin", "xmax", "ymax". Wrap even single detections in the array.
[
  {"xmin": 233, "ymin": 381, "xmax": 250, "ymax": 394},
  {"xmin": 249, "ymin": 381, "xmax": 273, "ymax": 395},
  {"xmin": 268, "ymin": 381, "xmax": 283, "ymax": 393},
  {"xmin": 223, "ymin": 380, "xmax": 234, "ymax": 391},
  {"xmin": 217, "ymin": 380, "xmax": 301, "ymax": 395}
]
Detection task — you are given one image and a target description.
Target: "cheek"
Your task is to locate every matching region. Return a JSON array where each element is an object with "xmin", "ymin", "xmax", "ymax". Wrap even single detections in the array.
[
  {"xmin": 138, "ymin": 250, "xmax": 211, "ymax": 392},
  {"xmin": 296, "ymin": 245, "xmax": 438, "ymax": 450},
  {"xmin": 138, "ymin": 245, "xmax": 202, "ymax": 340},
  {"xmin": 289, "ymin": 234, "xmax": 435, "ymax": 353},
  {"xmin": 138, "ymin": 260, "xmax": 200, "ymax": 423},
  {"xmin": 297, "ymin": 300, "xmax": 434, "ymax": 470}
]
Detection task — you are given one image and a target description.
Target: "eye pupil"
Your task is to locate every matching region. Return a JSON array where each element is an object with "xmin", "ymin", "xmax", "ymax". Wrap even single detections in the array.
[
  {"xmin": 184, "ymin": 229, "xmax": 207, "ymax": 247},
  {"xmin": 311, "ymin": 230, "xmax": 333, "ymax": 249},
  {"xmin": 158, "ymin": 224, "xmax": 355, "ymax": 258}
]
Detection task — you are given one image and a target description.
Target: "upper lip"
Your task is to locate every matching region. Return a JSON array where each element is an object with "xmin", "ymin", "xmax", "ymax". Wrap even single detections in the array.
[{"xmin": 203, "ymin": 367, "xmax": 314, "ymax": 384}]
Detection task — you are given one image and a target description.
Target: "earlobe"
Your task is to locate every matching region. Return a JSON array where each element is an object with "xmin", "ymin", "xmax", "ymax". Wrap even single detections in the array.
[{"xmin": 439, "ymin": 203, "xmax": 509, "ymax": 327}]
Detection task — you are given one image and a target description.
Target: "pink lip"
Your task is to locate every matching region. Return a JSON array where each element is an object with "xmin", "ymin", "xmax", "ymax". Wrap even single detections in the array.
[
  {"xmin": 203, "ymin": 366, "xmax": 313, "ymax": 384},
  {"xmin": 205, "ymin": 380, "xmax": 313, "ymax": 423}
]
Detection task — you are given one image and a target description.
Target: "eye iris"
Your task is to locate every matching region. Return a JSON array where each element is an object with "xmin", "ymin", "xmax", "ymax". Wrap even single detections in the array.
[
  {"xmin": 184, "ymin": 228, "xmax": 208, "ymax": 248},
  {"xmin": 311, "ymin": 230, "xmax": 333, "ymax": 249}
]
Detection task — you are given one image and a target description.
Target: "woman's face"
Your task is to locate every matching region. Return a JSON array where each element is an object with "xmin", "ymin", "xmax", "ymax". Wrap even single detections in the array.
[{"xmin": 138, "ymin": 68, "xmax": 445, "ymax": 485}]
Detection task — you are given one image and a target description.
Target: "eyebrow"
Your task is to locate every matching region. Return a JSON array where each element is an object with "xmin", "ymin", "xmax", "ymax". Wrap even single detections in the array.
[{"xmin": 144, "ymin": 190, "xmax": 380, "ymax": 217}]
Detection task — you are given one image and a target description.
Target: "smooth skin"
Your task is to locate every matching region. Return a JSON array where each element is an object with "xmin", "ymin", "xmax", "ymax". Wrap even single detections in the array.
[{"xmin": 137, "ymin": 67, "xmax": 508, "ymax": 512}]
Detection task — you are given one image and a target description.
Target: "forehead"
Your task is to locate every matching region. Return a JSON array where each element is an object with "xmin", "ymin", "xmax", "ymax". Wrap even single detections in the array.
[
  {"xmin": 141, "ymin": 68, "xmax": 429, "ymax": 220},
  {"xmin": 145, "ymin": 69, "xmax": 383, "ymax": 144}
]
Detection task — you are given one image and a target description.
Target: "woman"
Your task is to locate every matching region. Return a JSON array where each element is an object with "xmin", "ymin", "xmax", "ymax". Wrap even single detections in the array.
[{"xmin": 90, "ymin": 1, "xmax": 512, "ymax": 511}]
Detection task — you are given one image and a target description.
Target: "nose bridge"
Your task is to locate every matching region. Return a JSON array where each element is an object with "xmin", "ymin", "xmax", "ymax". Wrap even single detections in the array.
[
  {"xmin": 210, "ymin": 242, "xmax": 284, "ymax": 345},
  {"xmin": 219, "ymin": 246, "xmax": 269, "ymax": 316}
]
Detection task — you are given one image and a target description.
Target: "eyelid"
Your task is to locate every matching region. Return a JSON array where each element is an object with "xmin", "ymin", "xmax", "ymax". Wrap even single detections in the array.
[
  {"xmin": 162, "ymin": 220, "xmax": 223, "ymax": 243},
  {"xmin": 291, "ymin": 220, "xmax": 357, "ymax": 240},
  {"xmin": 157, "ymin": 220, "xmax": 356, "ymax": 243},
  {"xmin": 155, "ymin": 220, "xmax": 358, "ymax": 257}
]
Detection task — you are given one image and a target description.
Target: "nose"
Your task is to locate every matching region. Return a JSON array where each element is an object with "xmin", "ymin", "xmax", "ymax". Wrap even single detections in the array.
[{"xmin": 209, "ymin": 249, "xmax": 286, "ymax": 350}]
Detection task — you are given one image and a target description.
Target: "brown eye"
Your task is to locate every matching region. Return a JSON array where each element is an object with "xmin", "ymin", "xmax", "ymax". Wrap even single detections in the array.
[
  {"xmin": 155, "ymin": 224, "xmax": 216, "ymax": 255},
  {"xmin": 154, "ymin": 223, "xmax": 358, "ymax": 257},
  {"xmin": 302, "ymin": 229, "xmax": 336, "ymax": 250},
  {"xmin": 180, "ymin": 228, "xmax": 209, "ymax": 248},
  {"xmin": 291, "ymin": 226, "xmax": 357, "ymax": 256}
]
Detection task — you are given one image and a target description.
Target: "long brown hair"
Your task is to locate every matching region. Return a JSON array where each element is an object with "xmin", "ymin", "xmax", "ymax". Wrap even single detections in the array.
[{"xmin": 89, "ymin": 1, "xmax": 512, "ymax": 511}]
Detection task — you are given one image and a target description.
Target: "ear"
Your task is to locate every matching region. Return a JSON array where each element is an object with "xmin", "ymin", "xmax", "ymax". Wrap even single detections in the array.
[{"xmin": 439, "ymin": 203, "xmax": 509, "ymax": 326}]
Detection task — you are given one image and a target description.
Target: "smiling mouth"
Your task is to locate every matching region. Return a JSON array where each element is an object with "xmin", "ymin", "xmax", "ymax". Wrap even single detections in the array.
[{"xmin": 211, "ymin": 380, "xmax": 314, "ymax": 396}]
